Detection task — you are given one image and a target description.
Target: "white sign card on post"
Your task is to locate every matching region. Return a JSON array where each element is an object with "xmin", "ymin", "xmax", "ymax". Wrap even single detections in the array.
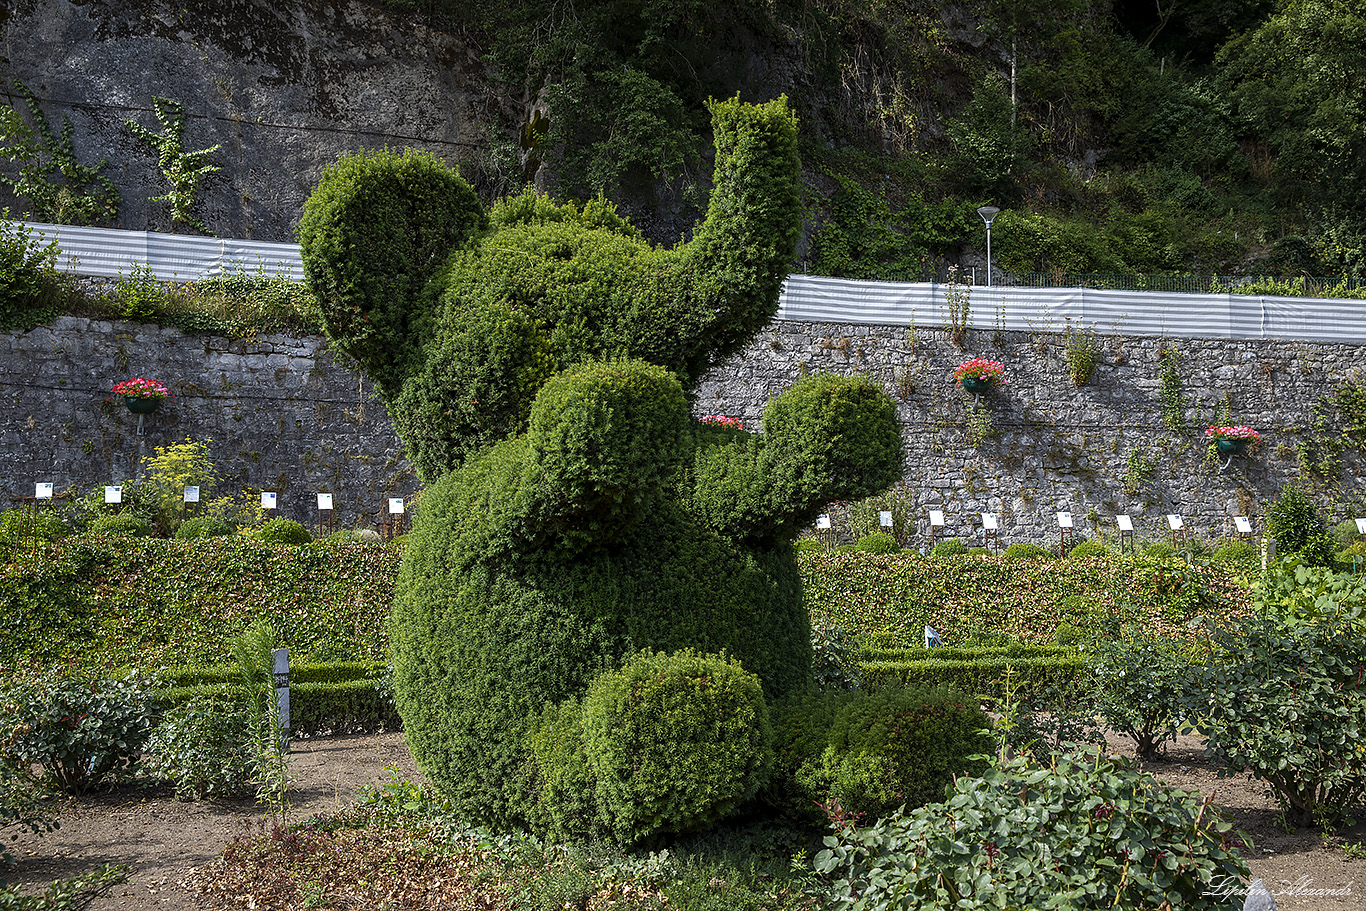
[
  {"xmin": 104, "ymin": 485, "xmax": 122, "ymax": 504},
  {"xmin": 1356, "ymin": 518, "xmax": 1366, "ymax": 535},
  {"xmin": 261, "ymin": 491, "xmax": 277, "ymax": 510},
  {"xmin": 389, "ymin": 498, "xmax": 405, "ymax": 515},
  {"xmin": 982, "ymin": 513, "xmax": 999, "ymax": 531},
  {"xmin": 1167, "ymin": 514, "xmax": 1184, "ymax": 531},
  {"xmin": 183, "ymin": 486, "xmax": 200, "ymax": 503},
  {"xmin": 35, "ymin": 483, "xmax": 53, "ymax": 499},
  {"xmin": 1235, "ymin": 516, "xmax": 1254, "ymax": 534},
  {"xmin": 879, "ymin": 510, "xmax": 893, "ymax": 527},
  {"xmin": 929, "ymin": 510, "xmax": 945, "ymax": 527},
  {"xmin": 1056, "ymin": 512, "xmax": 1073, "ymax": 528},
  {"xmin": 816, "ymin": 514, "xmax": 832, "ymax": 529},
  {"xmin": 317, "ymin": 493, "xmax": 334, "ymax": 511},
  {"xmin": 1117, "ymin": 514, "xmax": 1134, "ymax": 532}
]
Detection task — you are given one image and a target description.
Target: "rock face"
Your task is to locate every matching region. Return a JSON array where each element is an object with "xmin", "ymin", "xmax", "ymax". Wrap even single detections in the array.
[{"xmin": 0, "ymin": 0, "xmax": 513, "ymax": 240}]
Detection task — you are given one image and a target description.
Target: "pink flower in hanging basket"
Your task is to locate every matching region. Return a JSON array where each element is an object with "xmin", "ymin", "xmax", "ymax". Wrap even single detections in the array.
[
  {"xmin": 111, "ymin": 377, "xmax": 173, "ymax": 399},
  {"xmin": 952, "ymin": 357, "xmax": 1008, "ymax": 386},
  {"xmin": 1204, "ymin": 425, "xmax": 1260, "ymax": 442},
  {"xmin": 700, "ymin": 414, "xmax": 744, "ymax": 431}
]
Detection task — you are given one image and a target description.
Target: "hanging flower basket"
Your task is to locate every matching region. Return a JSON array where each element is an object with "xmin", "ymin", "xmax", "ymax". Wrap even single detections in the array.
[
  {"xmin": 953, "ymin": 358, "xmax": 1008, "ymax": 394},
  {"xmin": 1206, "ymin": 425, "xmax": 1260, "ymax": 456},
  {"xmin": 112, "ymin": 377, "xmax": 173, "ymax": 415}
]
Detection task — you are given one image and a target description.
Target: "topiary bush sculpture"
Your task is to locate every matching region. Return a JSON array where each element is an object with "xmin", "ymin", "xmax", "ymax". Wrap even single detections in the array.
[{"xmin": 300, "ymin": 97, "xmax": 904, "ymax": 839}]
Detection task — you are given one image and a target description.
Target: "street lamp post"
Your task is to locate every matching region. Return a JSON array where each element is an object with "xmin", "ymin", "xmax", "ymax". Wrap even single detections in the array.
[{"xmin": 977, "ymin": 205, "xmax": 1000, "ymax": 287}]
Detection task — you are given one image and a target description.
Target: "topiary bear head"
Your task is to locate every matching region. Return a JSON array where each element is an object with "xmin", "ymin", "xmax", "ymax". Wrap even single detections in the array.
[{"xmin": 300, "ymin": 98, "xmax": 903, "ymax": 838}]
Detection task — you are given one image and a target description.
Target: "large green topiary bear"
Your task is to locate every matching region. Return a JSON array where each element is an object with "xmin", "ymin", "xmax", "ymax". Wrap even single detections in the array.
[{"xmin": 299, "ymin": 97, "xmax": 904, "ymax": 838}]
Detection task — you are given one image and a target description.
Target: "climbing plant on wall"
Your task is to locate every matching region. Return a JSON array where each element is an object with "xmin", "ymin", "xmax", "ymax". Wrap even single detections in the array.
[
  {"xmin": 125, "ymin": 97, "xmax": 221, "ymax": 234},
  {"xmin": 0, "ymin": 79, "xmax": 119, "ymax": 225}
]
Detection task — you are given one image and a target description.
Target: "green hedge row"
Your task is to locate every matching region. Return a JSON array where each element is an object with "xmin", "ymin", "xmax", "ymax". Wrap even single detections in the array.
[
  {"xmin": 859, "ymin": 643, "xmax": 1078, "ymax": 663},
  {"xmin": 801, "ymin": 551, "xmax": 1250, "ymax": 646},
  {"xmin": 1, "ymin": 540, "xmax": 1253, "ymax": 676},
  {"xmin": 156, "ymin": 660, "xmax": 386, "ymax": 688},
  {"xmin": 0, "ymin": 537, "xmax": 400, "ymax": 672},
  {"xmin": 860, "ymin": 654, "xmax": 1093, "ymax": 702},
  {"xmin": 151, "ymin": 678, "xmax": 399, "ymax": 737}
]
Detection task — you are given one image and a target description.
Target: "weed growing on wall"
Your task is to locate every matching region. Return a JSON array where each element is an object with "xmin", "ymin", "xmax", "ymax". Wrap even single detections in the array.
[
  {"xmin": 1064, "ymin": 323, "xmax": 1098, "ymax": 386},
  {"xmin": 1123, "ymin": 447, "xmax": 1160, "ymax": 496},
  {"xmin": 944, "ymin": 264, "xmax": 971, "ymax": 348},
  {"xmin": 124, "ymin": 97, "xmax": 221, "ymax": 234},
  {"xmin": 1158, "ymin": 344, "xmax": 1186, "ymax": 431}
]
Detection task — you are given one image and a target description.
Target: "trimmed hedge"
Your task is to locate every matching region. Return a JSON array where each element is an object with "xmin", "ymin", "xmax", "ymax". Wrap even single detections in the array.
[
  {"xmin": 860, "ymin": 654, "xmax": 1093, "ymax": 702},
  {"xmin": 0, "ymin": 537, "xmax": 399, "ymax": 672},
  {"xmin": 801, "ymin": 551, "xmax": 1250, "ymax": 646},
  {"xmin": 150, "ymin": 675, "xmax": 398, "ymax": 738}
]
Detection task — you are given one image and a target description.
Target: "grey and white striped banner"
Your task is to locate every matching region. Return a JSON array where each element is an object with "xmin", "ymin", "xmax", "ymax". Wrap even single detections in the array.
[{"xmin": 17, "ymin": 222, "xmax": 1364, "ymax": 342}]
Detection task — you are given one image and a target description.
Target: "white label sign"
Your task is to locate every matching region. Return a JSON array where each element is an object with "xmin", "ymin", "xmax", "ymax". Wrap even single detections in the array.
[
  {"xmin": 929, "ymin": 510, "xmax": 945, "ymax": 527},
  {"xmin": 1056, "ymin": 511, "xmax": 1073, "ymax": 529},
  {"xmin": 816, "ymin": 514, "xmax": 831, "ymax": 529},
  {"xmin": 1235, "ymin": 516, "xmax": 1254, "ymax": 534},
  {"xmin": 1166, "ymin": 514, "xmax": 1184, "ymax": 531},
  {"xmin": 879, "ymin": 510, "xmax": 893, "ymax": 527},
  {"xmin": 317, "ymin": 493, "xmax": 334, "ymax": 511},
  {"xmin": 35, "ymin": 483, "xmax": 52, "ymax": 499},
  {"xmin": 389, "ymin": 498, "xmax": 405, "ymax": 515},
  {"xmin": 261, "ymin": 491, "xmax": 277, "ymax": 510},
  {"xmin": 104, "ymin": 485, "xmax": 122, "ymax": 504},
  {"xmin": 183, "ymin": 486, "xmax": 200, "ymax": 503},
  {"xmin": 1356, "ymin": 518, "xmax": 1366, "ymax": 535},
  {"xmin": 982, "ymin": 512, "xmax": 999, "ymax": 531},
  {"xmin": 1117, "ymin": 514, "xmax": 1133, "ymax": 532}
]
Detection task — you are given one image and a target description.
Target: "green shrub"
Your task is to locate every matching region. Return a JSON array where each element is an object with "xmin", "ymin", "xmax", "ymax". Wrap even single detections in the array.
[
  {"xmin": 174, "ymin": 516, "xmax": 233, "ymax": 540},
  {"xmin": 1183, "ymin": 597, "xmax": 1366, "ymax": 827},
  {"xmin": 0, "ymin": 671, "xmax": 152, "ymax": 795},
  {"xmin": 1210, "ymin": 538, "xmax": 1258, "ymax": 566},
  {"xmin": 809, "ymin": 617, "xmax": 862, "ymax": 692},
  {"xmin": 815, "ymin": 746, "xmax": 1249, "ymax": 910},
  {"xmin": 85, "ymin": 513, "xmax": 153, "ymax": 538},
  {"xmin": 1331, "ymin": 518, "xmax": 1362, "ymax": 548},
  {"xmin": 1266, "ymin": 481, "xmax": 1328, "ymax": 563},
  {"xmin": 1141, "ymin": 540, "xmax": 1176, "ymax": 558},
  {"xmin": 142, "ymin": 694, "xmax": 254, "ymax": 798},
  {"xmin": 929, "ymin": 538, "xmax": 967, "ymax": 556},
  {"xmin": 794, "ymin": 538, "xmax": 823, "ymax": 553},
  {"xmin": 0, "ymin": 217, "xmax": 63, "ymax": 331},
  {"xmin": 775, "ymin": 685, "xmax": 991, "ymax": 823},
  {"xmin": 579, "ymin": 649, "xmax": 772, "ymax": 844},
  {"xmin": 1092, "ymin": 632, "xmax": 1197, "ymax": 760},
  {"xmin": 1067, "ymin": 539, "xmax": 1109, "ymax": 559},
  {"xmin": 0, "ymin": 508, "xmax": 66, "ymax": 544},
  {"xmin": 253, "ymin": 517, "xmax": 312, "ymax": 545},
  {"xmin": 1003, "ymin": 541, "xmax": 1051, "ymax": 560},
  {"xmin": 855, "ymin": 532, "xmax": 897, "ymax": 554}
]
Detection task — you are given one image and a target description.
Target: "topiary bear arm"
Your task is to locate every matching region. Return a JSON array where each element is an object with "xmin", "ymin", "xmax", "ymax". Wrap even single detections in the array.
[
  {"xmin": 297, "ymin": 149, "xmax": 486, "ymax": 396},
  {"xmin": 683, "ymin": 374, "xmax": 903, "ymax": 543},
  {"xmin": 612, "ymin": 96, "xmax": 804, "ymax": 387}
]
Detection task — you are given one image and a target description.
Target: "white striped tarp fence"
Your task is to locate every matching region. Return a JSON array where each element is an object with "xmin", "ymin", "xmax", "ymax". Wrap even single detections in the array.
[
  {"xmin": 17, "ymin": 221, "xmax": 304, "ymax": 281},
  {"xmin": 17, "ymin": 221, "xmax": 1364, "ymax": 342},
  {"xmin": 779, "ymin": 274, "xmax": 1366, "ymax": 343}
]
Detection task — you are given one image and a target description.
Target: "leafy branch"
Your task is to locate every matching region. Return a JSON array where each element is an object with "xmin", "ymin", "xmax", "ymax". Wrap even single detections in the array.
[{"xmin": 124, "ymin": 97, "xmax": 220, "ymax": 234}]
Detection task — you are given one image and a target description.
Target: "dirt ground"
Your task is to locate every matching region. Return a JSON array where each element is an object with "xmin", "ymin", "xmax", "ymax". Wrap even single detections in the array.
[{"xmin": 3, "ymin": 731, "xmax": 1362, "ymax": 910}]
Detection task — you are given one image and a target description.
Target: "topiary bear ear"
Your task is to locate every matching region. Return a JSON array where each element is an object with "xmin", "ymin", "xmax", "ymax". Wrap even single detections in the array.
[{"xmin": 298, "ymin": 149, "xmax": 487, "ymax": 394}]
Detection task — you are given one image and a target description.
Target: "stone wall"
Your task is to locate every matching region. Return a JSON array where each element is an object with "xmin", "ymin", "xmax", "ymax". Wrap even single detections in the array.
[
  {"xmin": 696, "ymin": 320, "xmax": 1366, "ymax": 548},
  {"xmin": 2, "ymin": 317, "xmax": 413, "ymax": 530},
  {"xmin": 5, "ymin": 316, "xmax": 1362, "ymax": 544}
]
